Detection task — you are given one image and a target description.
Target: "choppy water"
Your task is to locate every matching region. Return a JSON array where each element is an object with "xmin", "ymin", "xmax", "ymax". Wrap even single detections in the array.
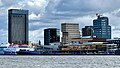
[{"xmin": 0, "ymin": 55, "xmax": 120, "ymax": 68}]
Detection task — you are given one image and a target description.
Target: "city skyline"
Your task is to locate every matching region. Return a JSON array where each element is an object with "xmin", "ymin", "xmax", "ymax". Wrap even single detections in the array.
[{"xmin": 0, "ymin": 0, "xmax": 120, "ymax": 44}]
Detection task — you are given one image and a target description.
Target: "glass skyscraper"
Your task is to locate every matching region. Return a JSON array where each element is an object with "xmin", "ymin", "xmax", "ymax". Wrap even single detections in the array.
[
  {"xmin": 82, "ymin": 26, "xmax": 93, "ymax": 37},
  {"xmin": 44, "ymin": 28, "xmax": 60, "ymax": 45},
  {"xmin": 8, "ymin": 9, "xmax": 29, "ymax": 44},
  {"xmin": 93, "ymin": 14, "xmax": 111, "ymax": 39}
]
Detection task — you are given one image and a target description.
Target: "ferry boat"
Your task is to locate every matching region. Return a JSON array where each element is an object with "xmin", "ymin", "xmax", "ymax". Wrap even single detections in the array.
[
  {"xmin": 0, "ymin": 44, "xmax": 35, "ymax": 55},
  {"xmin": 16, "ymin": 51, "xmax": 41, "ymax": 55},
  {"xmin": 0, "ymin": 46, "xmax": 7, "ymax": 54}
]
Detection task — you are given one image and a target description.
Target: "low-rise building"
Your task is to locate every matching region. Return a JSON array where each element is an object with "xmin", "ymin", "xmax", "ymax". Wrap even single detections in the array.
[
  {"xmin": 107, "ymin": 38, "xmax": 120, "ymax": 49},
  {"xmin": 71, "ymin": 37, "xmax": 106, "ymax": 44}
]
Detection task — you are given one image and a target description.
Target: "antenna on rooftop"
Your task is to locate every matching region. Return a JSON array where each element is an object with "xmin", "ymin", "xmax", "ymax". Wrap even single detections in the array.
[{"xmin": 96, "ymin": 13, "xmax": 102, "ymax": 18}]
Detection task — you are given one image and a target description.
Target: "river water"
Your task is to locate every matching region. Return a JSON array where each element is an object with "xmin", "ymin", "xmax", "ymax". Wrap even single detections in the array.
[{"xmin": 0, "ymin": 55, "xmax": 120, "ymax": 68}]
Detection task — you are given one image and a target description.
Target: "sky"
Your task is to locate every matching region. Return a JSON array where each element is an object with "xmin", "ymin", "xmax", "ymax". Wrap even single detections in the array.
[{"xmin": 0, "ymin": 0, "xmax": 120, "ymax": 44}]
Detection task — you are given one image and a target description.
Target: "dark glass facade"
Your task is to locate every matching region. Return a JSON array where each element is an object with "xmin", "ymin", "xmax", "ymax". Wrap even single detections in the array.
[
  {"xmin": 82, "ymin": 26, "xmax": 93, "ymax": 37},
  {"xmin": 93, "ymin": 16, "xmax": 111, "ymax": 39},
  {"xmin": 8, "ymin": 9, "xmax": 29, "ymax": 44},
  {"xmin": 44, "ymin": 28, "xmax": 60, "ymax": 45}
]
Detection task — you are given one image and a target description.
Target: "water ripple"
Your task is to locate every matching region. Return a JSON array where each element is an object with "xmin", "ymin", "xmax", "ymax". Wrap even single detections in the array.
[{"xmin": 0, "ymin": 55, "xmax": 120, "ymax": 68}]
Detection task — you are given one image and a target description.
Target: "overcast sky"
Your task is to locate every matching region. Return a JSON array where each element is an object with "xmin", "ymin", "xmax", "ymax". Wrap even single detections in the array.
[{"xmin": 0, "ymin": 0, "xmax": 120, "ymax": 44}]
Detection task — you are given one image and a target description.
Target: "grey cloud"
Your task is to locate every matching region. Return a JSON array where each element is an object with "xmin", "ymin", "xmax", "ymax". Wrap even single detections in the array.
[
  {"xmin": 55, "ymin": 0, "xmax": 120, "ymax": 12},
  {"xmin": 0, "ymin": 15, "xmax": 7, "ymax": 30},
  {"xmin": 44, "ymin": 0, "xmax": 120, "ymax": 20},
  {"xmin": 29, "ymin": 21, "xmax": 59, "ymax": 31},
  {"xmin": 1, "ymin": 0, "xmax": 22, "ymax": 8}
]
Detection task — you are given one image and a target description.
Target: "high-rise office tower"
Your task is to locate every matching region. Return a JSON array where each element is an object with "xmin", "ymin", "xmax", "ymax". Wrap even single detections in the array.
[
  {"xmin": 8, "ymin": 9, "xmax": 29, "ymax": 44},
  {"xmin": 82, "ymin": 26, "xmax": 93, "ymax": 37},
  {"xmin": 44, "ymin": 28, "xmax": 60, "ymax": 45},
  {"xmin": 93, "ymin": 14, "xmax": 111, "ymax": 39},
  {"xmin": 61, "ymin": 23, "xmax": 80, "ymax": 45}
]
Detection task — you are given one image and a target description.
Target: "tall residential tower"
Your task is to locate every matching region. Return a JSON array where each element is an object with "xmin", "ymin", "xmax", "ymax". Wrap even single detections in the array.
[{"xmin": 8, "ymin": 9, "xmax": 29, "ymax": 44}]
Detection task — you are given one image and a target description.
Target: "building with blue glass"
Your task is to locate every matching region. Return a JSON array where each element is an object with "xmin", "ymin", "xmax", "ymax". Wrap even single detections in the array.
[
  {"xmin": 44, "ymin": 28, "xmax": 60, "ymax": 45},
  {"xmin": 93, "ymin": 14, "xmax": 111, "ymax": 39},
  {"xmin": 8, "ymin": 9, "xmax": 29, "ymax": 44}
]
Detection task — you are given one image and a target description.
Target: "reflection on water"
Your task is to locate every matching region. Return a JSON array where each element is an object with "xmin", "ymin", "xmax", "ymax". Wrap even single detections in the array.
[{"xmin": 0, "ymin": 55, "xmax": 120, "ymax": 68}]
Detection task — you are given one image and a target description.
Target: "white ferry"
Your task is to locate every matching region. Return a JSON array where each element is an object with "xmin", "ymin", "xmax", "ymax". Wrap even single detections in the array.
[{"xmin": 0, "ymin": 44, "xmax": 34, "ymax": 55}]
